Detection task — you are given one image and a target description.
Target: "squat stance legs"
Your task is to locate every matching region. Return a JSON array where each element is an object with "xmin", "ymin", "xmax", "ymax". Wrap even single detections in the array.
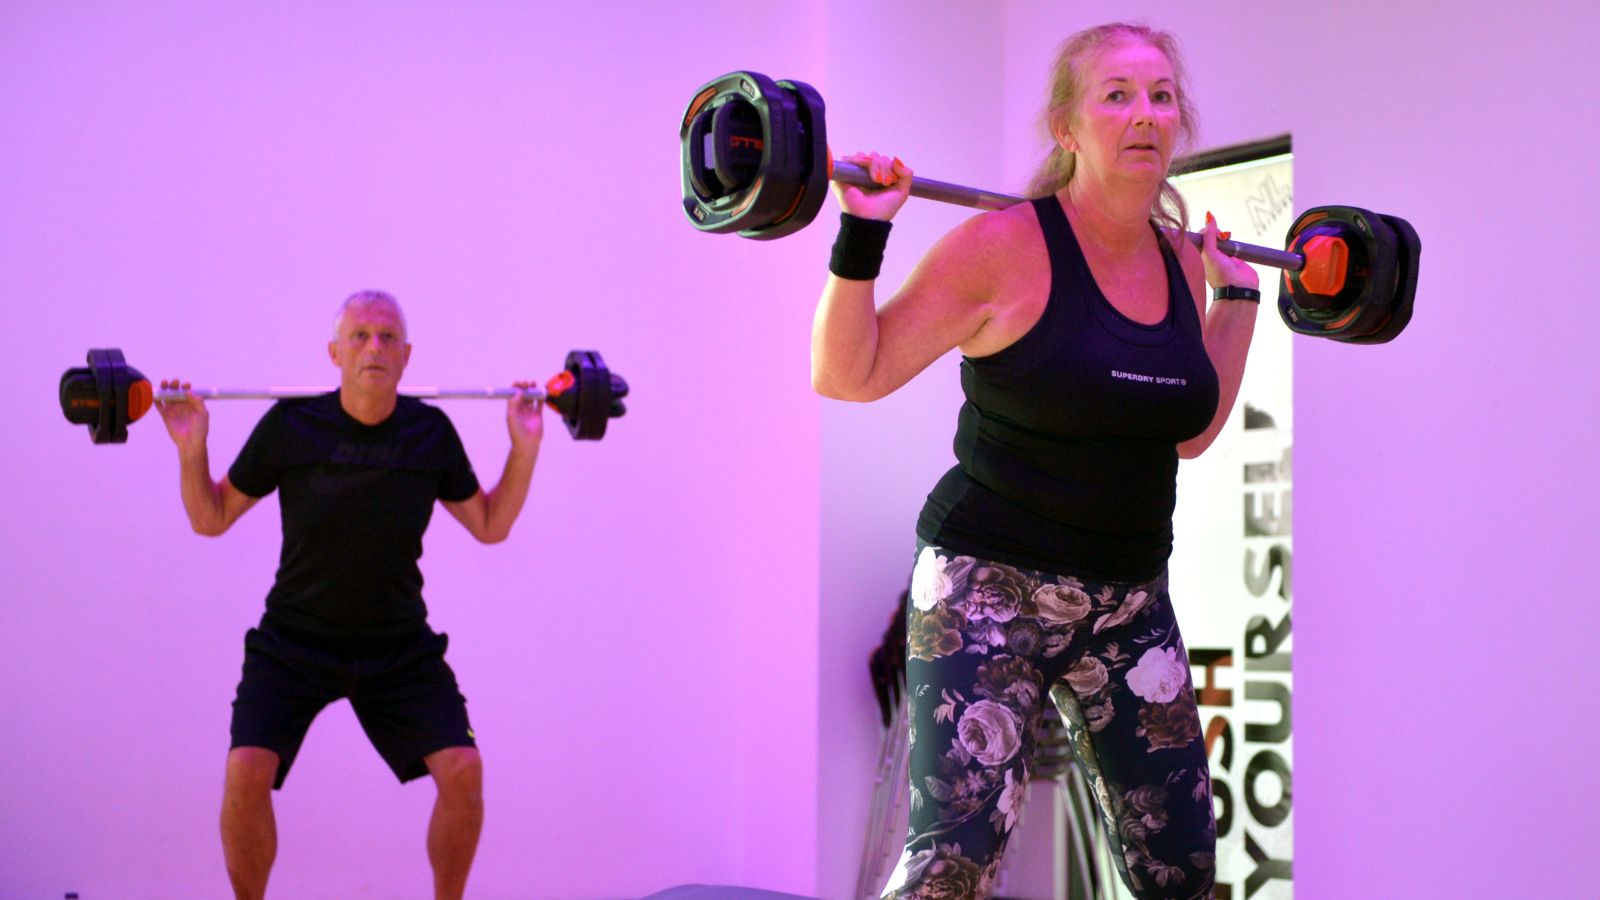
[
  {"xmin": 425, "ymin": 746, "xmax": 484, "ymax": 900},
  {"xmin": 218, "ymin": 745, "xmax": 482, "ymax": 899},
  {"xmin": 220, "ymin": 747, "xmax": 279, "ymax": 900}
]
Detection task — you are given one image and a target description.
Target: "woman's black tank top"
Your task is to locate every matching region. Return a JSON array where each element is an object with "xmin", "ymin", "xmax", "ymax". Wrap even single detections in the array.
[{"xmin": 915, "ymin": 194, "xmax": 1219, "ymax": 581}]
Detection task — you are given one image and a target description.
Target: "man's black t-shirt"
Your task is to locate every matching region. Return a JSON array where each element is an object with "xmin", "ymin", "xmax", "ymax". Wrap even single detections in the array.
[{"xmin": 228, "ymin": 392, "xmax": 480, "ymax": 645}]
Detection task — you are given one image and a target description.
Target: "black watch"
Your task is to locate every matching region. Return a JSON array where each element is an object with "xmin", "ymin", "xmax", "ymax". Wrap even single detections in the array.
[{"xmin": 1213, "ymin": 285, "xmax": 1262, "ymax": 303}]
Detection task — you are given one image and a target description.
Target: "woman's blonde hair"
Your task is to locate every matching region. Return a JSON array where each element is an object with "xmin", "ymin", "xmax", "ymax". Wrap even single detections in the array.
[{"xmin": 1025, "ymin": 23, "xmax": 1198, "ymax": 233}]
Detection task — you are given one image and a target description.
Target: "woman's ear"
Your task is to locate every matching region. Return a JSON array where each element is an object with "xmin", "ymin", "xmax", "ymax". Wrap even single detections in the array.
[{"xmin": 1052, "ymin": 115, "xmax": 1076, "ymax": 153}]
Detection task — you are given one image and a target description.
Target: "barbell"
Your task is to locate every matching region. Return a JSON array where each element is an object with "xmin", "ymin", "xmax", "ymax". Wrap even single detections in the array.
[
  {"xmin": 59, "ymin": 348, "xmax": 629, "ymax": 444},
  {"xmin": 679, "ymin": 71, "xmax": 1420, "ymax": 345}
]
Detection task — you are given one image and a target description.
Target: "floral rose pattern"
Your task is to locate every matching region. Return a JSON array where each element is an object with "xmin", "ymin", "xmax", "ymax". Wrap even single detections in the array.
[
  {"xmin": 882, "ymin": 844, "xmax": 996, "ymax": 900},
  {"xmin": 1127, "ymin": 646, "xmax": 1188, "ymax": 704},
  {"xmin": 956, "ymin": 700, "xmax": 1024, "ymax": 767},
  {"xmin": 1027, "ymin": 581, "xmax": 1093, "ymax": 627},
  {"xmin": 908, "ymin": 607, "xmax": 965, "ymax": 661},
  {"xmin": 912, "ymin": 547, "xmax": 976, "ymax": 612},
  {"xmin": 1136, "ymin": 699, "xmax": 1203, "ymax": 751},
  {"xmin": 887, "ymin": 545, "xmax": 1216, "ymax": 900}
]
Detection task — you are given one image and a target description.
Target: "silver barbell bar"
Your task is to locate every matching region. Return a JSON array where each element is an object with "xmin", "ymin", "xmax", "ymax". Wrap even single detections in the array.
[
  {"xmin": 829, "ymin": 160, "xmax": 1304, "ymax": 271},
  {"xmin": 155, "ymin": 385, "xmax": 548, "ymax": 403}
]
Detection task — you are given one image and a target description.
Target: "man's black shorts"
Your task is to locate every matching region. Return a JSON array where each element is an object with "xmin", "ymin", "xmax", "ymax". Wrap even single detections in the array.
[{"xmin": 230, "ymin": 625, "xmax": 476, "ymax": 789}]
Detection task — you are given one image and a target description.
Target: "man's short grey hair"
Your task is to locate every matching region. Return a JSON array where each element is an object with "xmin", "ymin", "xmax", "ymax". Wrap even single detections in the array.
[{"xmin": 332, "ymin": 290, "xmax": 407, "ymax": 340}]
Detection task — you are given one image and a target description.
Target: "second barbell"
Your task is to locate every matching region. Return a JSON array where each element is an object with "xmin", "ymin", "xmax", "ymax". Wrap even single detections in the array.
[{"xmin": 59, "ymin": 348, "xmax": 629, "ymax": 444}]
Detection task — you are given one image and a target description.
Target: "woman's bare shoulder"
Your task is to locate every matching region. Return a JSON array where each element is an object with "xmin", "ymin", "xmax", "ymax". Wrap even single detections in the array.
[{"xmin": 935, "ymin": 200, "xmax": 1042, "ymax": 265}]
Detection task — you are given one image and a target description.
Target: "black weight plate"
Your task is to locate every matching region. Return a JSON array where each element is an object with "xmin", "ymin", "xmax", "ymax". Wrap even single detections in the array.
[
  {"xmin": 563, "ymin": 350, "xmax": 611, "ymax": 440},
  {"xmin": 680, "ymin": 71, "xmax": 805, "ymax": 235},
  {"xmin": 1278, "ymin": 206, "xmax": 1397, "ymax": 342},
  {"xmin": 682, "ymin": 75, "xmax": 760, "ymax": 232},
  {"xmin": 740, "ymin": 82, "xmax": 806, "ymax": 229},
  {"xmin": 739, "ymin": 78, "xmax": 830, "ymax": 240},
  {"xmin": 1336, "ymin": 213, "xmax": 1421, "ymax": 344},
  {"xmin": 111, "ymin": 351, "xmax": 133, "ymax": 444},
  {"xmin": 1329, "ymin": 209, "xmax": 1397, "ymax": 338},
  {"xmin": 60, "ymin": 366, "xmax": 99, "ymax": 428},
  {"xmin": 1282, "ymin": 220, "xmax": 1368, "ymax": 314},
  {"xmin": 708, "ymin": 98, "xmax": 768, "ymax": 194},
  {"xmin": 88, "ymin": 348, "xmax": 117, "ymax": 444},
  {"xmin": 557, "ymin": 351, "xmax": 588, "ymax": 439},
  {"xmin": 603, "ymin": 371, "xmax": 629, "ymax": 424},
  {"xmin": 684, "ymin": 96, "xmax": 722, "ymax": 202}
]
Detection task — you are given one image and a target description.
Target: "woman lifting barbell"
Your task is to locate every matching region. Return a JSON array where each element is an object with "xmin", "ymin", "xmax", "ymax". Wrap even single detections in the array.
[{"xmin": 812, "ymin": 23, "xmax": 1252, "ymax": 900}]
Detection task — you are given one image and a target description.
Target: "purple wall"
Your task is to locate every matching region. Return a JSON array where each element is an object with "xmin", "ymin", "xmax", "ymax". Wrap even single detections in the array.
[
  {"xmin": 812, "ymin": 4, "xmax": 1010, "ymax": 895},
  {"xmin": 2, "ymin": 3, "xmax": 824, "ymax": 896},
  {"xmin": 4, "ymin": 1, "xmax": 1597, "ymax": 898}
]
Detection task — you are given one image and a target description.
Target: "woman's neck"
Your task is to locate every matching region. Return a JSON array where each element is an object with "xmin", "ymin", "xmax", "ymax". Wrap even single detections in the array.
[{"xmin": 1061, "ymin": 175, "xmax": 1159, "ymax": 258}]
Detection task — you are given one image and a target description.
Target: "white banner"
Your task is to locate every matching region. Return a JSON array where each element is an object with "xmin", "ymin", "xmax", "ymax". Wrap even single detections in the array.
[{"xmin": 1165, "ymin": 153, "xmax": 1297, "ymax": 900}]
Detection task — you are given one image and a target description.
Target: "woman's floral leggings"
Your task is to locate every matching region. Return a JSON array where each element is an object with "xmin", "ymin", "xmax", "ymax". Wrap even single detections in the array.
[{"xmin": 882, "ymin": 545, "xmax": 1217, "ymax": 900}]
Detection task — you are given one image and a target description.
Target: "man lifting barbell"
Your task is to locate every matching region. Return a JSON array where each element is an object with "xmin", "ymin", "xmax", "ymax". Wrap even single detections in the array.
[
  {"xmin": 55, "ymin": 296, "xmax": 625, "ymax": 896},
  {"xmin": 155, "ymin": 290, "xmax": 539, "ymax": 900}
]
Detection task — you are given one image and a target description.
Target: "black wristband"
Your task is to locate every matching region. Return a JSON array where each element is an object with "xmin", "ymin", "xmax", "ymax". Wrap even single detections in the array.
[
  {"xmin": 1213, "ymin": 285, "xmax": 1262, "ymax": 303},
  {"xmin": 829, "ymin": 213, "xmax": 893, "ymax": 281}
]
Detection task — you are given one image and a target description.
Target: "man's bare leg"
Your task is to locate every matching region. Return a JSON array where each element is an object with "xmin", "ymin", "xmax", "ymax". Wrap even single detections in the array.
[
  {"xmin": 221, "ymin": 747, "xmax": 280, "ymax": 900},
  {"xmin": 424, "ymin": 746, "xmax": 483, "ymax": 900}
]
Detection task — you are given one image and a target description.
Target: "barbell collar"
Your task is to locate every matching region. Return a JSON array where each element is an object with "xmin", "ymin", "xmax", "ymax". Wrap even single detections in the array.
[{"xmin": 830, "ymin": 159, "xmax": 1304, "ymax": 272}]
